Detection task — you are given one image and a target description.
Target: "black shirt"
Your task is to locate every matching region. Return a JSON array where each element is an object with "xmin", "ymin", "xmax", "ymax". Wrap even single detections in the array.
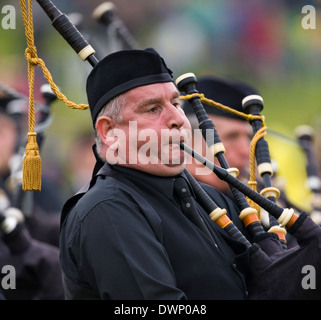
[{"xmin": 60, "ymin": 163, "xmax": 249, "ymax": 300}]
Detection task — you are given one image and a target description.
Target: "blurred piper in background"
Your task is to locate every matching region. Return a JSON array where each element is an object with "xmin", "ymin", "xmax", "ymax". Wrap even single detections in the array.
[
  {"xmin": 0, "ymin": 86, "xmax": 64, "ymax": 299},
  {"xmin": 183, "ymin": 75, "xmax": 256, "ymax": 196},
  {"xmin": 182, "ymin": 74, "xmax": 313, "ymax": 221}
]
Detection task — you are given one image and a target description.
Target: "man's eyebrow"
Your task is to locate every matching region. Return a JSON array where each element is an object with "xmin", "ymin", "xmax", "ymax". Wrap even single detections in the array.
[
  {"xmin": 172, "ymin": 90, "xmax": 180, "ymax": 99},
  {"xmin": 137, "ymin": 98, "xmax": 163, "ymax": 110},
  {"xmin": 137, "ymin": 91, "xmax": 181, "ymax": 110}
]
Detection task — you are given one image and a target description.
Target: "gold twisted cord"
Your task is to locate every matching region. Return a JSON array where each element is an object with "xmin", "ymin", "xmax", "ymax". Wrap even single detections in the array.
[
  {"xmin": 24, "ymin": 49, "xmax": 89, "ymax": 111},
  {"xmin": 181, "ymin": 92, "xmax": 268, "ymax": 214},
  {"xmin": 20, "ymin": 0, "xmax": 89, "ymax": 112},
  {"xmin": 180, "ymin": 93, "xmax": 265, "ymax": 124},
  {"xmin": 20, "ymin": 0, "xmax": 89, "ymax": 191},
  {"xmin": 249, "ymin": 126, "xmax": 267, "ymax": 182},
  {"xmin": 246, "ymin": 126, "xmax": 267, "ymax": 217}
]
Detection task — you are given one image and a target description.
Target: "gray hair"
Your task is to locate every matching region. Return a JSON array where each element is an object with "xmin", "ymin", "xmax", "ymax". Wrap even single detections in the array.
[{"xmin": 94, "ymin": 94, "xmax": 127, "ymax": 156}]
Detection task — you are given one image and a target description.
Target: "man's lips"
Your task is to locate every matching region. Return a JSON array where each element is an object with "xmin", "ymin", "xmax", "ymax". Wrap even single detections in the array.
[{"xmin": 168, "ymin": 133, "xmax": 185, "ymax": 144}]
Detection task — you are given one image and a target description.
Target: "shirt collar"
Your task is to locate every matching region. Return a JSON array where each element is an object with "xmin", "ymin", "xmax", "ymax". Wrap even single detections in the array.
[{"xmin": 111, "ymin": 165, "xmax": 193, "ymax": 201}]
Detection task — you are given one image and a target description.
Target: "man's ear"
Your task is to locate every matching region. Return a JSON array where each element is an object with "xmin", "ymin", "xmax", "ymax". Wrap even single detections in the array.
[{"xmin": 96, "ymin": 116, "xmax": 118, "ymax": 149}]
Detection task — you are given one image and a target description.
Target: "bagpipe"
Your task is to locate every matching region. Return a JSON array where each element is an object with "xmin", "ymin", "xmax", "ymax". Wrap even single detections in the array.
[
  {"xmin": 23, "ymin": 0, "xmax": 321, "ymax": 299},
  {"xmin": 92, "ymin": 2, "xmax": 141, "ymax": 51}
]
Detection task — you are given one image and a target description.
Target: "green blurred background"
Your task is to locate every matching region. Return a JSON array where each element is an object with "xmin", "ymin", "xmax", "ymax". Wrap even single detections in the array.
[{"xmin": 1, "ymin": 0, "xmax": 321, "ymax": 208}]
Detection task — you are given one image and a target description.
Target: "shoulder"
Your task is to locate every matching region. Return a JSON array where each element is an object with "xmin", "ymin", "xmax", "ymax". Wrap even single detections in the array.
[
  {"xmin": 61, "ymin": 171, "xmax": 162, "ymax": 235},
  {"xmin": 60, "ymin": 171, "xmax": 164, "ymax": 258},
  {"xmin": 70, "ymin": 174, "xmax": 136, "ymax": 221},
  {"xmin": 60, "ymin": 174, "xmax": 137, "ymax": 248}
]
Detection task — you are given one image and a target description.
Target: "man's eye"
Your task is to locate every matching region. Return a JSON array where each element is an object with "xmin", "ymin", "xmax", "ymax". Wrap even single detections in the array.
[
  {"xmin": 173, "ymin": 103, "xmax": 181, "ymax": 108},
  {"xmin": 147, "ymin": 106, "xmax": 159, "ymax": 113}
]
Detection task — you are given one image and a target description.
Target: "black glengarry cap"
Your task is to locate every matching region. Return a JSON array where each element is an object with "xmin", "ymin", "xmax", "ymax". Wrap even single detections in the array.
[
  {"xmin": 86, "ymin": 48, "xmax": 173, "ymax": 125},
  {"xmin": 183, "ymin": 75, "xmax": 259, "ymax": 121}
]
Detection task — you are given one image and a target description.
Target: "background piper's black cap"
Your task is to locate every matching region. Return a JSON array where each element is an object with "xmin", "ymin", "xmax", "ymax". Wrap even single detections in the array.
[
  {"xmin": 0, "ymin": 97, "xmax": 13, "ymax": 109},
  {"xmin": 183, "ymin": 75, "xmax": 259, "ymax": 121},
  {"xmin": 86, "ymin": 48, "xmax": 174, "ymax": 125},
  {"xmin": 0, "ymin": 94, "xmax": 24, "ymax": 121},
  {"xmin": 0, "ymin": 91, "xmax": 15, "ymax": 113}
]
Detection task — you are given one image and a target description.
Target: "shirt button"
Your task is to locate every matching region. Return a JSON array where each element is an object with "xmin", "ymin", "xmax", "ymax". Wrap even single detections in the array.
[
  {"xmin": 186, "ymin": 202, "xmax": 191, "ymax": 208},
  {"xmin": 181, "ymin": 188, "xmax": 186, "ymax": 193}
]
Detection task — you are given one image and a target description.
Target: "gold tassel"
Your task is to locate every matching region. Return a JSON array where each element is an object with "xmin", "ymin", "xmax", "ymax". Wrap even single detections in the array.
[
  {"xmin": 19, "ymin": 0, "xmax": 87, "ymax": 193},
  {"xmin": 22, "ymin": 132, "xmax": 41, "ymax": 191}
]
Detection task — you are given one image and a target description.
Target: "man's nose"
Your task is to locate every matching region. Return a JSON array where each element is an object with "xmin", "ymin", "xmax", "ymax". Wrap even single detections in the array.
[{"xmin": 166, "ymin": 104, "xmax": 185, "ymax": 129}]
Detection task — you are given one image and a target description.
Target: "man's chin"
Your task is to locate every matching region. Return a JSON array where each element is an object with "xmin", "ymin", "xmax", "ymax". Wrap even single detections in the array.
[{"xmin": 136, "ymin": 162, "xmax": 186, "ymax": 177}]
